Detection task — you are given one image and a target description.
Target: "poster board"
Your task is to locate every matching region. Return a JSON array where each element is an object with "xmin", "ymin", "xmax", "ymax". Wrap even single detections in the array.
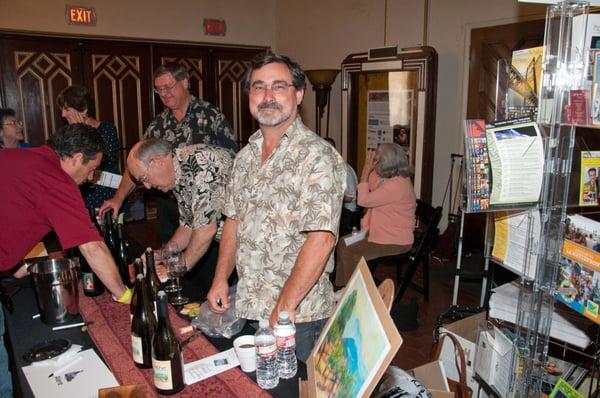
[{"xmin": 305, "ymin": 258, "xmax": 402, "ymax": 398}]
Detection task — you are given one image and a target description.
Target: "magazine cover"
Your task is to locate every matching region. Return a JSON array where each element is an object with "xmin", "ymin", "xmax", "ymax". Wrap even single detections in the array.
[
  {"xmin": 463, "ymin": 119, "xmax": 491, "ymax": 212},
  {"xmin": 579, "ymin": 151, "xmax": 600, "ymax": 206},
  {"xmin": 557, "ymin": 214, "xmax": 600, "ymax": 323}
]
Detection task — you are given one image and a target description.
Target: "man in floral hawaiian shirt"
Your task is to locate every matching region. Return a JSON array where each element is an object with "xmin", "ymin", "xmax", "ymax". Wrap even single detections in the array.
[
  {"xmin": 101, "ymin": 63, "xmax": 237, "ymax": 243},
  {"xmin": 207, "ymin": 53, "xmax": 346, "ymax": 362},
  {"xmin": 127, "ymin": 138, "xmax": 233, "ymax": 293}
]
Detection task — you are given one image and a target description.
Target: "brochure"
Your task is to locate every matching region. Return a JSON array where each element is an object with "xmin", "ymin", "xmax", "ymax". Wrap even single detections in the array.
[
  {"xmin": 557, "ymin": 214, "xmax": 600, "ymax": 323},
  {"xmin": 463, "ymin": 119, "xmax": 491, "ymax": 212},
  {"xmin": 486, "ymin": 119, "xmax": 544, "ymax": 205},
  {"xmin": 579, "ymin": 151, "xmax": 600, "ymax": 206}
]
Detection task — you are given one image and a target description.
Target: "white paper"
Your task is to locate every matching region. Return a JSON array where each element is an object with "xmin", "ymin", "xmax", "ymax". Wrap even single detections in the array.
[
  {"xmin": 183, "ymin": 348, "xmax": 240, "ymax": 385},
  {"xmin": 23, "ymin": 349, "xmax": 119, "ymax": 398},
  {"xmin": 486, "ymin": 122, "xmax": 544, "ymax": 204},
  {"xmin": 474, "ymin": 328, "xmax": 514, "ymax": 398},
  {"xmin": 95, "ymin": 171, "xmax": 122, "ymax": 189},
  {"xmin": 343, "ymin": 229, "xmax": 367, "ymax": 246}
]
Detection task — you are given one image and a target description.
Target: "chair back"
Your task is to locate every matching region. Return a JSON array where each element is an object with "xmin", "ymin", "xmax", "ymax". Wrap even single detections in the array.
[{"xmin": 411, "ymin": 200, "xmax": 443, "ymax": 263}]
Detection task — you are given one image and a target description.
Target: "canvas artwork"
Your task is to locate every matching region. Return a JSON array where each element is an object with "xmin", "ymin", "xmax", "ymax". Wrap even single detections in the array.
[{"xmin": 306, "ymin": 259, "xmax": 402, "ymax": 398}]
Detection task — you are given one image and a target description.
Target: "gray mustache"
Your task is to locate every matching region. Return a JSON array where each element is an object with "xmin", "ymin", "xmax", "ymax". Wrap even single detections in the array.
[{"xmin": 258, "ymin": 101, "xmax": 282, "ymax": 111}]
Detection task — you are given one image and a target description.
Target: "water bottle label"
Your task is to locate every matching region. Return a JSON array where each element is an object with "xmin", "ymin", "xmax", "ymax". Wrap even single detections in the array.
[
  {"xmin": 152, "ymin": 358, "xmax": 173, "ymax": 390},
  {"xmin": 276, "ymin": 334, "xmax": 296, "ymax": 349},
  {"xmin": 82, "ymin": 272, "xmax": 95, "ymax": 290},
  {"xmin": 257, "ymin": 343, "xmax": 277, "ymax": 357},
  {"xmin": 131, "ymin": 335, "xmax": 143, "ymax": 364}
]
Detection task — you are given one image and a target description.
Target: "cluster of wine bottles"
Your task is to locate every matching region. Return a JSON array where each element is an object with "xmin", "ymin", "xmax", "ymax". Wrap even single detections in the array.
[
  {"xmin": 130, "ymin": 248, "xmax": 184, "ymax": 395},
  {"xmin": 79, "ymin": 207, "xmax": 135, "ymax": 297}
]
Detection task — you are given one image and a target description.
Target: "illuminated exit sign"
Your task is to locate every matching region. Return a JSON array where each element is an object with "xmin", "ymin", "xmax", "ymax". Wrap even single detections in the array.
[
  {"xmin": 204, "ymin": 19, "xmax": 226, "ymax": 36},
  {"xmin": 66, "ymin": 6, "xmax": 96, "ymax": 26}
]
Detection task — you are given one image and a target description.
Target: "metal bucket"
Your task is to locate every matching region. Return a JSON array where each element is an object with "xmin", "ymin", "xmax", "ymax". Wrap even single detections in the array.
[{"xmin": 28, "ymin": 258, "xmax": 80, "ymax": 325}]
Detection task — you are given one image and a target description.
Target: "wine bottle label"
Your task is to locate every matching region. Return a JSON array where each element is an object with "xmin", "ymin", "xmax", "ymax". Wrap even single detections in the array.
[
  {"xmin": 152, "ymin": 358, "xmax": 173, "ymax": 390},
  {"xmin": 82, "ymin": 272, "xmax": 95, "ymax": 290},
  {"xmin": 131, "ymin": 335, "xmax": 143, "ymax": 364},
  {"xmin": 276, "ymin": 334, "xmax": 296, "ymax": 348},
  {"xmin": 257, "ymin": 343, "xmax": 277, "ymax": 357}
]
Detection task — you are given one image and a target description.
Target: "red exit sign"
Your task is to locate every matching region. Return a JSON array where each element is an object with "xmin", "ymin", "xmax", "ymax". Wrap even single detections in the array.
[
  {"xmin": 204, "ymin": 19, "xmax": 226, "ymax": 36},
  {"xmin": 66, "ymin": 6, "xmax": 96, "ymax": 26}
]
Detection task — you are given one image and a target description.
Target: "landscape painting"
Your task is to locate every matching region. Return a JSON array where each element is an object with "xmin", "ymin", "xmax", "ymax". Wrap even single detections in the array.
[{"xmin": 308, "ymin": 259, "xmax": 402, "ymax": 398}]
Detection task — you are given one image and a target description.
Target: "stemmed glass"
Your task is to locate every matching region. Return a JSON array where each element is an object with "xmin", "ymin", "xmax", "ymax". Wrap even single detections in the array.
[
  {"xmin": 161, "ymin": 242, "xmax": 181, "ymax": 293},
  {"xmin": 167, "ymin": 251, "xmax": 189, "ymax": 305}
]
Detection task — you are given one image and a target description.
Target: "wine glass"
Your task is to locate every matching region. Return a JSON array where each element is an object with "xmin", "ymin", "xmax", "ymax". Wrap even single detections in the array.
[
  {"xmin": 167, "ymin": 252, "xmax": 189, "ymax": 305},
  {"xmin": 161, "ymin": 242, "xmax": 181, "ymax": 293}
]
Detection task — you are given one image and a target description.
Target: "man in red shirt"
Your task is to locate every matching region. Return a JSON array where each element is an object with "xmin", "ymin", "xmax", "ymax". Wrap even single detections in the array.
[{"xmin": 0, "ymin": 123, "xmax": 128, "ymax": 300}]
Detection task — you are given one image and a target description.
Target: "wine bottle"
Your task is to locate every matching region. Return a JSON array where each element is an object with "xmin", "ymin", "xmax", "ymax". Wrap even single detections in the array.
[
  {"xmin": 131, "ymin": 274, "xmax": 156, "ymax": 369},
  {"xmin": 130, "ymin": 260, "xmax": 144, "ymax": 320},
  {"xmin": 145, "ymin": 247, "xmax": 161, "ymax": 299},
  {"xmin": 115, "ymin": 223, "xmax": 133, "ymax": 287},
  {"xmin": 87, "ymin": 206, "xmax": 102, "ymax": 233},
  {"xmin": 104, "ymin": 209, "xmax": 117, "ymax": 251},
  {"xmin": 152, "ymin": 291, "xmax": 184, "ymax": 395},
  {"xmin": 78, "ymin": 248, "xmax": 105, "ymax": 297}
]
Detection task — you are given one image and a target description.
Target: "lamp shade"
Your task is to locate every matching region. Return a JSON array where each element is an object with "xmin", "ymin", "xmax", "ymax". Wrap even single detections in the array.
[{"xmin": 305, "ymin": 69, "xmax": 340, "ymax": 88}]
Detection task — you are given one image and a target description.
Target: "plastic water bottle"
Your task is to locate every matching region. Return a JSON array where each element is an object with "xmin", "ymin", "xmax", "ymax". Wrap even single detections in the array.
[
  {"xmin": 273, "ymin": 311, "xmax": 297, "ymax": 379},
  {"xmin": 255, "ymin": 319, "xmax": 279, "ymax": 389}
]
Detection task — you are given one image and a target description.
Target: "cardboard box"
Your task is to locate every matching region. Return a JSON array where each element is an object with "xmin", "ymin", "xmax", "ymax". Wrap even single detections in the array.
[{"xmin": 438, "ymin": 312, "xmax": 486, "ymax": 394}]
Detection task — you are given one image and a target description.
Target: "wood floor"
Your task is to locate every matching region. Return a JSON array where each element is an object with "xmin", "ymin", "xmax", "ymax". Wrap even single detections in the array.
[{"xmin": 125, "ymin": 218, "xmax": 482, "ymax": 371}]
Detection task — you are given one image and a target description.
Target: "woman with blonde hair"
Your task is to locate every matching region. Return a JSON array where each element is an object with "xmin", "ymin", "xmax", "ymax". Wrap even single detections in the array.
[{"xmin": 335, "ymin": 143, "xmax": 416, "ymax": 287}]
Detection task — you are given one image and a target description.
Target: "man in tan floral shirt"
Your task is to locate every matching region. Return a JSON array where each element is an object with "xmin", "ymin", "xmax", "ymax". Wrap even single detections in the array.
[
  {"xmin": 127, "ymin": 138, "xmax": 233, "ymax": 293},
  {"xmin": 207, "ymin": 53, "xmax": 346, "ymax": 362}
]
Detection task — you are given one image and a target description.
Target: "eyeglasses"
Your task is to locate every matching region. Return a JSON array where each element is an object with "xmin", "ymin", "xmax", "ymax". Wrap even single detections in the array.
[
  {"xmin": 153, "ymin": 81, "xmax": 179, "ymax": 94},
  {"xmin": 138, "ymin": 159, "xmax": 155, "ymax": 184},
  {"xmin": 2, "ymin": 120, "xmax": 22, "ymax": 127},
  {"xmin": 249, "ymin": 81, "xmax": 294, "ymax": 95}
]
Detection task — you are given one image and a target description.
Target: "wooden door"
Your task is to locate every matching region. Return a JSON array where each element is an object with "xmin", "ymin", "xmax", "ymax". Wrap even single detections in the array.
[
  {"xmin": 81, "ymin": 41, "xmax": 153, "ymax": 170},
  {"xmin": 467, "ymin": 19, "xmax": 545, "ymax": 121},
  {"xmin": 209, "ymin": 48, "xmax": 262, "ymax": 146},
  {"xmin": 0, "ymin": 36, "xmax": 82, "ymax": 145}
]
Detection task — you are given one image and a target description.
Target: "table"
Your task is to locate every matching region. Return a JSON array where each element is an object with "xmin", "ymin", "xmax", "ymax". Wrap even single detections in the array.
[{"xmin": 2, "ymin": 277, "xmax": 304, "ymax": 397}]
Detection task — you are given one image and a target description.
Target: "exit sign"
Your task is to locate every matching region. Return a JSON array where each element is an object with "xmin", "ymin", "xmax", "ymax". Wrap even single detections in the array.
[
  {"xmin": 66, "ymin": 5, "xmax": 96, "ymax": 26},
  {"xmin": 204, "ymin": 19, "xmax": 226, "ymax": 36}
]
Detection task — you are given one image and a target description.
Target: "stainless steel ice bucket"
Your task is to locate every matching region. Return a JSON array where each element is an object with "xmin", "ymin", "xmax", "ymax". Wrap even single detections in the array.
[{"xmin": 27, "ymin": 258, "xmax": 80, "ymax": 325}]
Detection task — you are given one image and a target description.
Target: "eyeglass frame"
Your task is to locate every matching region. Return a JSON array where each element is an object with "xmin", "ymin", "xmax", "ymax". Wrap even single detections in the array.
[
  {"xmin": 1, "ymin": 120, "xmax": 23, "ymax": 127},
  {"xmin": 249, "ymin": 80, "xmax": 295, "ymax": 96},
  {"xmin": 138, "ymin": 158, "xmax": 155, "ymax": 184},
  {"xmin": 153, "ymin": 80, "xmax": 180, "ymax": 95}
]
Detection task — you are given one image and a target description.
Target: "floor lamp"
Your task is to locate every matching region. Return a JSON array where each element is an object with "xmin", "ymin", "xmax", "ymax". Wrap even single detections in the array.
[{"xmin": 305, "ymin": 69, "xmax": 340, "ymax": 138}]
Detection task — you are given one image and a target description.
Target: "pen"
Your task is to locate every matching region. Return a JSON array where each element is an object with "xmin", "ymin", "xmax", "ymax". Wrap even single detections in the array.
[
  {"xmin": 48, "ymin": 355, "xmax": 83, "ymax": 378},
  {"xmin": 51, "ymin": 322, "xmax": 91, "ymax": 331}
]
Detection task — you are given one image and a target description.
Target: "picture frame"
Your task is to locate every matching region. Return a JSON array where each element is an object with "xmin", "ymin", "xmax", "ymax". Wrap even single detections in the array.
[{"xmin": 304, "ymin": 258, "xmax": 403, "ymax": 398}]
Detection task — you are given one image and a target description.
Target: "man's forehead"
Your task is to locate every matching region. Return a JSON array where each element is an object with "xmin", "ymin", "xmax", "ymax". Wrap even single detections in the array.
[
  {"xmin": 251, "ymin": 62, "xmax": 291, "ymax": 83},
  {"xmin": 155, "ymin": 72, "xmax": 176, "ymax": 83}
]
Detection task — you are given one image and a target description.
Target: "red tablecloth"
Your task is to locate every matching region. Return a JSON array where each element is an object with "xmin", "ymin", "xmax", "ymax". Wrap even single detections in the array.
[{"xmin": 78, "ymin": 288, "xmax": 270, "ymax": 397}]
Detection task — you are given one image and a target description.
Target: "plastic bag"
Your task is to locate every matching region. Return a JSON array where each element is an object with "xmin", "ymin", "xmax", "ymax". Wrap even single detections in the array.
[
  {"xmin": 373, "ymin": 366, "xmax": 431, "ymax": 398},
  {"xmin": 191, "ymin": 285, "xmax": 245, "ymax": 339}
]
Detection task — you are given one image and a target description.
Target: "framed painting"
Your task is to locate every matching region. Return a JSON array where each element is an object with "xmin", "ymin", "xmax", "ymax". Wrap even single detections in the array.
[{"xmin": 305, "ymin": 258, "xmax": 403, "ymax": 398}]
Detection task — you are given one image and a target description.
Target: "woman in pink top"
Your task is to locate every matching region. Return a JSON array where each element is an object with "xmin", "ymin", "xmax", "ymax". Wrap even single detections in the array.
[{"xmin": 335, "ymin": 143, "xmax": 416, "ymax": 287}]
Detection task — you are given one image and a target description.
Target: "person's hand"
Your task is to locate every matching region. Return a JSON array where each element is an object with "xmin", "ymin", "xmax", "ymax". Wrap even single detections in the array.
[
  {"xmin": 360, "ymin": 149, "xmax": 378, "ymax": 182},
  {"xmin": 269, "ymin": 305, "xmax": 296, "ymax": 328},
  {"xmin": 207, "ymin": 280, "xmax": 230, "ymax": 314},
  {"xmin": 99, "ymin": 197, "xmax": 123, "ymax": 218},
  {"xmin": 13, "ymin": 263, "xmax": 29, "ymax": 278}
]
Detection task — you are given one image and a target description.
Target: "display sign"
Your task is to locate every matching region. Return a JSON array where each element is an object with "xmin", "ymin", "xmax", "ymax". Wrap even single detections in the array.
[
  {"xmin": 66, "ymin": 6, "xmax": 96, "ymax": 26},
  {"xmin": 204, "ymin": 19, "xmax": 226, "ymax": 36}
]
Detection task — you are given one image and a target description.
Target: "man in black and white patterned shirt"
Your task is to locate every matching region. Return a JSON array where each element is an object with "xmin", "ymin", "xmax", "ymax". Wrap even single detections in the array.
[{"xmin": 127, "ymin": 138, "xmax": 233, "ymax": 293}]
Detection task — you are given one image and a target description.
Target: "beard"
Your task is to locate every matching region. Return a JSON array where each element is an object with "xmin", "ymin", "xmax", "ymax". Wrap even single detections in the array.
[{"xmin": 252, "ymin": 100, "xmax": 293, "ymax": 127}]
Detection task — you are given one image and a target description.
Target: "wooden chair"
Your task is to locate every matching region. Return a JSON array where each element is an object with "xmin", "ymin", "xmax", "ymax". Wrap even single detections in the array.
[{"xmin": 367, "ymin": 199, "xmax": 443, "ymax": 303}]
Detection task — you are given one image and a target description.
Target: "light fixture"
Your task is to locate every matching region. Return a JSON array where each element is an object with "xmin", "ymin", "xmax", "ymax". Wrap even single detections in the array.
[{"xmin": 305, "ymin": 69, "xmax": 340, "ymax": 137}]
